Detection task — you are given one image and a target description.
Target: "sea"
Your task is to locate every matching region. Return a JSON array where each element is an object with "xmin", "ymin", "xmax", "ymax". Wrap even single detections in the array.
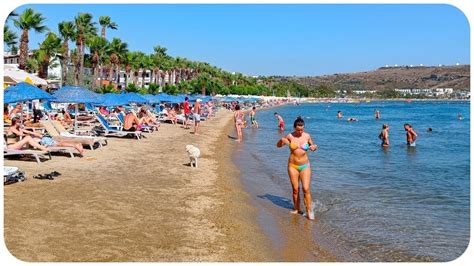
[{"xmin": 232, "ymin": 101, "xmax": 470, "ymax": 262}]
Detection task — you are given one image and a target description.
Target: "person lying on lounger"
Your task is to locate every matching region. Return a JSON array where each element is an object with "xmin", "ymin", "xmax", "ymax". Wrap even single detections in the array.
[{"xmin": 6, "ymin": 118, "xmax": 84, "ymax": 155}]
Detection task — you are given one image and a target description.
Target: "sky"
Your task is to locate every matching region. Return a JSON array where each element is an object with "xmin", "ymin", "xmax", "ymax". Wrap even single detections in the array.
[{"xmin": 3, "ymin": 4, "xmax": 471, "ymax": 76}]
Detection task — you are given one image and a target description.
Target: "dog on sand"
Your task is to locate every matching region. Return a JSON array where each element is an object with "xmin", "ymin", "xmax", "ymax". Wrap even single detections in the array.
[{"xmin": 185, "ymin": 144, "xmax": 201, "ymax": 168}]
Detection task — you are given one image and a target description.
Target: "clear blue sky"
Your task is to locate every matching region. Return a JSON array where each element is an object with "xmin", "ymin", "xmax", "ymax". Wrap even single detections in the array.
[{"xmin": 5, "ymin": 4, "xmax": 470, "ymax": 76}]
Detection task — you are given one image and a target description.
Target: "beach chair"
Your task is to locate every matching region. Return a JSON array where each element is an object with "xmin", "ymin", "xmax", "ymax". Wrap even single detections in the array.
[
  {"xmin": 3, "ymin": 141, "xmax": 51, "ymax": 164},
  {"xmin": 40, "ymin": 120, "xmax": 98, "ymax": 150},
  {"xmin": 50, "ymin": 120, "xmax": 107, "ymax": 149},
  {"xmin": 96, "ymin": 114, "xmax": 141, "ymax": 140}
]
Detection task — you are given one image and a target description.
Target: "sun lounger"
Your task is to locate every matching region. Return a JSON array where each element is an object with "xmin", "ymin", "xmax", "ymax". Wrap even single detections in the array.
[
  {"xmin": 96, "ymin": 114, "xmax": 141, "ymax": 140},
  {"xmin": 50, "ymin": 120, "xmax": 107, "ymax": 149},
  {"xmin": 40, "ymin": 120, "xmax": 99, "ymax": 149},
  {"xmin": 4, "ymin": 148, "xmax": 51, "ymax": 164}
]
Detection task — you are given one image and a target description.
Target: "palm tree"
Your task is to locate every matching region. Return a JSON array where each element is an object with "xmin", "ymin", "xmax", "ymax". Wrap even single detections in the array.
[
  {"xmin": 36, "ymin": 32, "xmax": 62, "ymax": 79},
  {"xmin": 74, "ymin": 13, "xmax": 97, "ymax": 85},
  {"xmin": 58, "ymin": 21, "xmax": 76, "ymax": 86},
  {"xmin": 88, "ymin": 36, "xmax": 110, "ymax": 90},
  {"xmin": 12, "ymin": 8, "xmax": 48, "ymax": 70},
  {"xmin": 98, "ymin": 16, "xmax": 118, "ymax": 38},
  {"xmin": 3, "ymin": 25, "xmax": 18, "ymax": 52},
  {"xmin": 108, "ymin": 38, "xmax": 128, "ymax": 83},
  {"xmin": 152, "ymin": 45, "xmax": 170, "ymax": 87}
]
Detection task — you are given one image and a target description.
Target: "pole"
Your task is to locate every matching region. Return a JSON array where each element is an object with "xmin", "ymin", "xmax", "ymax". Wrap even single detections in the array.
[{"xmin": 75, "ymin": 103, "xmax": 78, "ymax": 134}]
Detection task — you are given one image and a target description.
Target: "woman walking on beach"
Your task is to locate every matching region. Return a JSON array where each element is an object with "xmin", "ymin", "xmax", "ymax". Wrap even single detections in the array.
[
  {"xmin": 277, "ymin": 116, "xmax": 318, "ymax": 220},
  {"xmin": 379, "ymin": 124, "xmax": 390, "ymax": 147},
  {"xmin": 234, "ymin": 104, "xmax": 244, "ymax": 142}
]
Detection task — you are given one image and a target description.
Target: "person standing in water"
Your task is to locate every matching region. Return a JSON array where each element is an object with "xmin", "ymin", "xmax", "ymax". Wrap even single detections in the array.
[
  {"xmin": 250, "ymin": 107, "xmax": 259, "ymax": 128},
  {"xmin": 337, "ymin": 111, "xmax": 343, "ymax": 119},
  {"xmin": 277, "ymin": 116, "xmax": 318, "ymax": 220},
  {"xmin": 274, "ymin": 112, "xmax": 285, "ymax": 131},
  {"xmin": 404, "ymin": 123, "xmax": 417, "ymax": 146},
  {"xmin": 234, "ymin": 104, "xmax": 244, "ymax": 142},
  {"xmin": 379, "ymin": 124, "xmax": 390, "ymax": 147},
  {"xmin": 375, "ymin": 109, "xmax": 381, "ymax": 120}
]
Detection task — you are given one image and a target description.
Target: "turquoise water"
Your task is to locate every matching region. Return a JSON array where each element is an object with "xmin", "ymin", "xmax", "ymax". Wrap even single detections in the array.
[{"xmin": 233, "ymin": 101, "xmax": 470, "ymax": 261}]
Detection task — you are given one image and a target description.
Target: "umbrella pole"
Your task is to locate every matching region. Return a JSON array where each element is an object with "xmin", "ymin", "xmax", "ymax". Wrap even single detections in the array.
[{"xmin": 75, "ymin": 104, "xmax": 78, "ymax": 134}]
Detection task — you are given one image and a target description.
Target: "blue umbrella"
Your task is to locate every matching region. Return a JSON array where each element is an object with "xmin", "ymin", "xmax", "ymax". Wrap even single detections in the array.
[
  {"xmin": 121, "ymin": 92, "xmax": 147, "ymax": 104},
  {"xmin": 101, "ymin": 93, "xmax": 129, "ymax": 106},
  {"xmin": 142, "ymin": 94, "xmax": 161, "ymax": 104},
  {"xmin": 52, "ymin": 85, "xmax": 104, "ymax": 104},
  {"xmin": 52, "ymin": 86, "xmax": 104, "ymax": 133},
  {"xmin": 4, "ymin": 82, "xmax": 54, "ymax": 104}
]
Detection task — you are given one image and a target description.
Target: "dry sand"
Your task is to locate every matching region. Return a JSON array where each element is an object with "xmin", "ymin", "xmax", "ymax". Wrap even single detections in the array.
[{"xmin": 3, "ymin": 109, "xmax": 275, "ymax": 262}]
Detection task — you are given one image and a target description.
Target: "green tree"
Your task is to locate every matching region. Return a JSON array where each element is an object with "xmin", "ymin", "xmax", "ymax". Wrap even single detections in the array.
[
  {"xmin": 12, "ymin": 8, "xmax": 48, "ymax": 70},
  {"xmin": 73, "ymin": 12, "xmax": 97, "ymax": 85},
  {"xmin": 98, "ymin": 15, "xmax": 118, "ymax": 38},
  {"xmin": 4, "ymin": 25, "xmax": 18, "ymax": 52},
  {"xmin": 108, "ymin": 38, "xmax": 128, "ymax": 83},
  {"xmin": 88, "ymin": 36, "xmax": 110, "ymax": 90},
  {"xmin": 36, "ymin": 32, "xmax": 62, "ymax": 79},
  {"xmin": 58, "ymin": 21, "xmax": 75, "ymax": 85}
]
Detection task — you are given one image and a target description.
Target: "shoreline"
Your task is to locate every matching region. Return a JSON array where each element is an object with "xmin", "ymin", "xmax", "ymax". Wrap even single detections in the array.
[{"xmin": 3, "ymin": 109, "xmax": 273, "ymax": 262}]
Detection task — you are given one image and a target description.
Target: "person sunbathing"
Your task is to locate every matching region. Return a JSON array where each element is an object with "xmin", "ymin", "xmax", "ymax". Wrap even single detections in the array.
[
  {"xmin": 6, "ymin": 118, "xmax": 84, "ymax": 155},
  {"xmin": 167, "ymin": 107, "xmax": 178, "ymax": 125},
  {"xmin": 137, "ymin": 107, "xmax": 160, "ymax": 128},
  {"xmin": 123, "ymin": 112, "xmax": 142, "ymax": 131}
]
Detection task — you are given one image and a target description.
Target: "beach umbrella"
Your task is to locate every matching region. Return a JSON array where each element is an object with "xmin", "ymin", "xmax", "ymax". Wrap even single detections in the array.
[
  {"xmin": 121, "ymin": 92, "xmax": 148, "ymax": 104},
  {"xmin": 4, "ymin": 82, "xmax": 54, "ymax": 124},
  {"xmin": 4, "ymin": 82, "xmax": 54, "ymax": 104},
  {"xmin": 52, "ymin": 85, "xmax": 104, "ymax": 133},
  {"xmin": 142, "ymin": 94, "xmax": 161, "ymax": 104},
  {"xmin": 101, "ymin": 93, "xmax": 129, "ymax": 107},
  {"xmin": 156, "ymin": 93, "xmax": 172, "ymax": 102}
]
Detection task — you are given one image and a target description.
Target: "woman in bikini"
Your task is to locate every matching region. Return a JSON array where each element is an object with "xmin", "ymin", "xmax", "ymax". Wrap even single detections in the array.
[
  {"xmin": 234, "ymin": 104, "xmax": 244, "ymax": 142},
  {"xmin": 276, "ymin": 116, "xmax": 318, "ymax": 220}
]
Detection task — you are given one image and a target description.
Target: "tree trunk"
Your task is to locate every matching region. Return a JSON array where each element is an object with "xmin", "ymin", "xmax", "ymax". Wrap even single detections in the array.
[
  {"xmin": 79, "ymin": 38, "xmax": 85, "ymax": 86},
  {"xmin": 19, "ymin": 29, "xmax": 29, "ymax": 70},
  {"xmin": 108, "ymin": 65, "xmax": 114, "ymax": 82},
  {"xmin": 101, "ymin": 27, "xmax": 106, "ymax": 38},
  {"xmin": 61, "ymin": 42, "xmax": 69, "ymax": 86}
]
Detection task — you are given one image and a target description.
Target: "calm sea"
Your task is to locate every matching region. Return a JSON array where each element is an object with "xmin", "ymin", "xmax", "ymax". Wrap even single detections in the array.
[{"xmin": 232, "ymin": 101, "xmax": 470, "ymax": 262}]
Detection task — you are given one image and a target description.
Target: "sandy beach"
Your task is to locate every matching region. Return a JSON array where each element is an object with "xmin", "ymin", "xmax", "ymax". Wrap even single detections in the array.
[{"xmin": 3, "ymin": 109, "xmax": 275, "ymax": 262}]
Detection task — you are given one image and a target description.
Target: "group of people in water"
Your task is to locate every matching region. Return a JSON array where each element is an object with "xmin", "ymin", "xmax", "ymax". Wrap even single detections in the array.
[{"xmin": 232, "ymin": 104, "xmax": 447, "ymax": 221}]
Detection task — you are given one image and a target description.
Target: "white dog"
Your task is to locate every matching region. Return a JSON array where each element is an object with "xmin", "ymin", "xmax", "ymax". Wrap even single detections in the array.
[{"xmin": 185, "ymin": 144, "xmax": 201, "ymax": 168}]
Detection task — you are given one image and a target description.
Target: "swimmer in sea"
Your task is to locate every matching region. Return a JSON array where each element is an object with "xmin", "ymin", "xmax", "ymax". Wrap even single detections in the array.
[
  {"xmin": 347, "ymin": 117, "xmax": 358, "ymax": 122},
  {"xmin": 375, "ymin": 110, "xmax": 381, "ymax": 120},
  {"xmin": 458, "ymin": 113, "xmax": 464, "ymax": 120},
  {"xmin": 426, "ymin": 127, "xmax": 433, "ymax": 132},
  {"xmin": 404, "ymin": 123, "xmax": 417, "ymax": 146},
  {"xmin": 337, "ymin": 111, "xmax": 343, "ymax": 119},
  {"xmin": 274, "ymin": 112, "xmax": 285, "ymax": 131},
  {"xmin": 277, "ymin": 116, "xmax": 318, "ymax": 220},
  {"xmin": 379, "ymin": 124, "xmax": 390, "ymax": 147}
]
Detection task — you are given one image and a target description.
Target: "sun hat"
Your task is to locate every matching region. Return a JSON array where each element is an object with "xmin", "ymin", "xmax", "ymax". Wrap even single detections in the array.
[{"xmin": 196, "ymin": 99, "xmax": 202, "ymax": 102}]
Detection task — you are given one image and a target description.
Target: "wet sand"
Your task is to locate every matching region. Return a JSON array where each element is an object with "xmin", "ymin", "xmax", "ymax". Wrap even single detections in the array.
[{"xmin": 3, "ymin": 109, "xmax": 275, "ymax": 262}]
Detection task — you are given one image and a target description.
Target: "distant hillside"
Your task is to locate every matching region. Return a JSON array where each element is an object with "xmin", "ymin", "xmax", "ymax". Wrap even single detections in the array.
[{"xmin": 285, "ymin": 65, "xmax": 470, "ymax": 92}]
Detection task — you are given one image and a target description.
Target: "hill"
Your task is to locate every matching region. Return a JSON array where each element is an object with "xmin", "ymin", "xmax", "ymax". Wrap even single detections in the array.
[{"xmin": 285, "ymin": 65, "xmax": 470, "ymax": 92}]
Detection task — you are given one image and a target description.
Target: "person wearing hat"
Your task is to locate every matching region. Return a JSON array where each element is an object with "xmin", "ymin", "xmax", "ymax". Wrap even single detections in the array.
[{"xmin": 193, "ymin": 99, "xmax": 202, "ymax": 135}]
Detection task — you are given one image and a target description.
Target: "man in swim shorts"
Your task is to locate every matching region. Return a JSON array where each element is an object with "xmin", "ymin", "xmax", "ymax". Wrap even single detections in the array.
[
  {"xmin": 404, "ymin": 123, "xmax": 417, "ymax": 146},
  {"xmin": 274, "ymin": 112, "xmax": 285, "ymax": 131}
]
